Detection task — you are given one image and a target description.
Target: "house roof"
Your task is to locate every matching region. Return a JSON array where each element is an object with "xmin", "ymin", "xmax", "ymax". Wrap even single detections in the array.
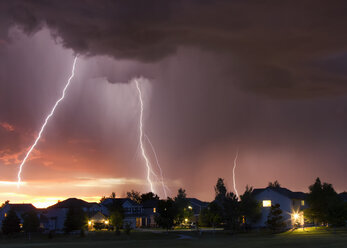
[
  {"xmin": 9, "ymin": 204, "xmax": 36, "ymax": 213},
  {"xmin": 48, "ymin": 198, "xmax": 96, "ymax": 209},
  {"xmin": 101, "ymin": 198, "xmax": 141, "ymax": 207},
  {"xmin": 253, "ymin": 187, "xmax": 307, "ymax": 200},
  {"xmin": 187, "ymin": 198, "xmax": 209, "ymax": 208}
]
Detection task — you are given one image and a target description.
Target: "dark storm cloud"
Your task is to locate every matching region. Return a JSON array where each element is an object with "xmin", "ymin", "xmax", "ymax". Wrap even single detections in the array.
[{"xmin": 1, "ymin": 0, "xmax": 347, "ymax": 97}]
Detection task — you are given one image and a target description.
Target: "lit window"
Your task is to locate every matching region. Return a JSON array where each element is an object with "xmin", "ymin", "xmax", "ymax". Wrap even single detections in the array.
[
  {"xmin": 301, "ymin": 200, "xmax": 305, "ymax": 206},
  {"xmin": 153, "ymin": 208, "xmax": 156, "ymax": 213},
  {"xmin": 4, "ymin": 213, "xmax": 7, "ymax": 217},
  {"xmin": 263, "ymin": 200, "xmax": 271, "ymax": 207}
]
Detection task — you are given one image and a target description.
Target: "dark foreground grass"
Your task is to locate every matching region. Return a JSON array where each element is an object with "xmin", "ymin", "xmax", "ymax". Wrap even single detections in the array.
[{"xmin": 0, "ymin": 227, "xmax": 346, "ymax": 248}]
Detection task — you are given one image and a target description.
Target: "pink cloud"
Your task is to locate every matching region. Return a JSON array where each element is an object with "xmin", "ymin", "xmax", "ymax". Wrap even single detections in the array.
[{"xmin": 0, "ymin": 122, "xmax": 15, "ymax": 132}]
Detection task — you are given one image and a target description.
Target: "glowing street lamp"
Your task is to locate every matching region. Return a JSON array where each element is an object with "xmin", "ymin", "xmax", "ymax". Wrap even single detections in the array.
[{"xmin": 105, "ymin": 220, "xmax": 109, "ymax": 225}]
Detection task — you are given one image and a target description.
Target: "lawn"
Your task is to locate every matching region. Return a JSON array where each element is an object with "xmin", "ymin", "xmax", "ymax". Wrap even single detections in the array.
[{"xmin": 0, "ymin": 227, "xmax": 346, "ymax": 248}]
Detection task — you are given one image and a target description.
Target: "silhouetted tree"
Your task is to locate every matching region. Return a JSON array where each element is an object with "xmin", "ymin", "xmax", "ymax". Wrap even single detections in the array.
[
  {"xmin": 199, "ymin": 202, "xmax": 222, "ymax": 229},
  {"xmin": 268, "ymin": 180, "xmax": 281, "ymax": 188},
  {"xmin": 266, "ymin": 203, "xmax": 286, "ymax": 232},
  {"xmin": 108, "ymin": 200, "xmax": 124, "ymax": 235},
  {"xmin": 141, "ymin": 192, "xmax": 159, "ymax": 203},
  {"xmin": 155, "ymin": 198, "xmax": 177, "ymax": 232},
  {"xmin": 240, "ymin": 186, "xmax": 261, "ymax": 228},
  {"xmin": 2, "ymin": 208, "xmax": 20, "ymax": 235},
  {"xmin": 305, "ymin": 177, "xmax": 346, "ymax": 226},
  {"xmin": 126, "ymin": 190, "xmax": 141, "ymax": 204},
  {"xmin": 22, "ymin": 211, "xmax": 40, "ymax": 239},
  {"xmin": 214, "ymin": 178, "xmax": 227, "ymax": 204},
  {"xmin": 64, "ymin": 205, "xmax": 87, "ymax": 234},
  {"xmin": 174, "ymin": 188, "xmax": 190, "ymax": 224},
  {"xmin": 223, "ymin": 192, "xmax": 240, "ymax": 230},
  {"xmin": 0, "ymin": 200, "xmax": 9, "ymax": 208}
]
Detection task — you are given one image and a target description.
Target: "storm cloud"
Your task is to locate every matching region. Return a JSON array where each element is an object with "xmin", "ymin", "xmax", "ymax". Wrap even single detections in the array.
[{"xmin": 1, "ymin": 0, "xmax": 347, "ymax": 97}]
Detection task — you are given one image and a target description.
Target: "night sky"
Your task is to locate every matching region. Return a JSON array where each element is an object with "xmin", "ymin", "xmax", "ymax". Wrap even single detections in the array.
[{"xmin": 1, "ymin": 0, "xmax": 347, "ymax": 207}]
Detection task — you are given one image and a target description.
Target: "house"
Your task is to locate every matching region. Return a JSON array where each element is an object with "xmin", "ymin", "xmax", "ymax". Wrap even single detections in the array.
[
  {"xmin": 187, "ymin": 198, "xmax": 209, "ymax": 217},
  {"xmin": 142, "ymin": 199, "xmax": 159, "ymax": 227},
  {"xmin": 252, "ymin": 187, "xmax": 307, "ymax": 228},
  {"xmin": 101, "ymin": 198, "xmax": 143, "ymax": 228},
  {"xmin": 0, "ymin": 203, "xmax": 37, "ymax": 230},
  {"xmin": 46, "ymin": 198, "xmax": 104, "ymax": 231}
]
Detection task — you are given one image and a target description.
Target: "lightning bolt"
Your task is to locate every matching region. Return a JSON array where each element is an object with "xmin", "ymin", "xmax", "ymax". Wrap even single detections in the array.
[
  {"xmin": 144, "ymin": 134, "xmax": 168, "ymax": 198},
  {"xmin": 135, "ymin": 80, "xmax": 155, "ymax": 193},
  {"xmin": 233, "ymin": 148, "xmax": 239, "ymax": 199},
  {"xmin": 17, "ymin": 56, "xmax": 78, "ymax": 187}
]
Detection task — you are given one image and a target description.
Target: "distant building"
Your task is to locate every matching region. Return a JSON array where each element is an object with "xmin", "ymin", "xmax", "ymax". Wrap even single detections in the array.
[
  {"xmin": 252, "ymin": 187, "xmax": 307, "ymax": 228},
  {"xmin": 0, "ymin": 203, "xmax": 37, "ymax": 230}
]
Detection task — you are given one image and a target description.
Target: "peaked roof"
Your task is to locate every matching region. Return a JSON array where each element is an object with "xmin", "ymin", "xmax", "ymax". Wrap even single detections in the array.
[
  {"xmin": 187, "ymin": 198, "xmax": 209, "ymax": 208},
  {"xmin": 253, "ymin": 187, "xmax": 307, "ymax": 200},
  {"xmin": 101, "ymin": 198, "xmax": 141, "ymax": 206},
  {"xmin": 48, "ymin": 198, "xmax": 96, "ymax": 209},
  {"xmin": 8, "ymin": 204, "xmax": 36, "ymax": 213}
]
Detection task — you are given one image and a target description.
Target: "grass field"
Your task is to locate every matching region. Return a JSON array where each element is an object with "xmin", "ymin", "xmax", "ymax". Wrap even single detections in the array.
[{"xmin": 0, "ymin": 227, "xmax": 346, "ymax": 248}]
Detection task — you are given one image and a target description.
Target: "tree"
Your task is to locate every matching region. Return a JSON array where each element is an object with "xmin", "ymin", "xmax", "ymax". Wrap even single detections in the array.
[
  {"xmin": 22, "ymin": 211, "xmax": 40, "ymax": 233},
  {"xmin": 126, "ymin": 190, "xmax": 141, "ymax": 204},
  {"xmin": 110, "ymin": 192, "xmax": 116, "ymax": 199},
  {"xmin": 223, "ymin": 192, "xmax": 240, "ymax": 230},
  {"xmin": 214, "ymin": 178, "xmax": 227, "ymax": 204},
  {"xmin": 199, "ymin": 202, "xmax": 222, "ymax": 229},
  {"xmin": 141, "ymin": 192, "xmax": 159, "ymax": 203},
  {"xmin": 305, "ymin": 177, "xmax": 346, "ymax": 226},
  {"xmin": 0, "ymin": 200, "xmax": 9, "ymax": 208},
  {"xmin": 268, "ymin": 180, "xmax": 281, "ymax": 188},
  {"xmin": 64, "ymin": 205, "xmax": 87, "ymax": 234},
  {"xmin": 108, "ymin": 200, "xmax": 124, "ymax": 235},
  {"xmin": 22, "ymin": 211, "xmax": 40, "ymax": 240},
  {"xmin": 2, "ymin": 208, "xmax": 20, "ymax": 235},
  {"xmin": 239, "ymin": 186, "xmax": 261, "ymax": 228},
  {"xmin": 266, "ymin": 203, "xmax": 286, "ymax": 232},
  {"xmin": 174, "ymin": 188, "xmax": 189, "ymax": 225},
  {"xmin": 155, "ymin": 198, "xmax": 178, "ymax": 231}
]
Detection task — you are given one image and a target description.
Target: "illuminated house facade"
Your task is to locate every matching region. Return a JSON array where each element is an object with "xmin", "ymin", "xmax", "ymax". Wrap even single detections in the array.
[
  {"xmin": 100, "ymin": 198, "xmax": 144, "ymax": 228},
  {"xmin": 252, "ymin": 187, "xmax": 307, "ymax": 228}
]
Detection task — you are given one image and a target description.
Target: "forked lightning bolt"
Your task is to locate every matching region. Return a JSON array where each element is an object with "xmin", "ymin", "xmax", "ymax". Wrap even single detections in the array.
[
  {"xmin": 135, "ymin": 80, "xmax": 155, "ymax": 193},
  {"xmin": 17, "ymin": 56, "xmax": 78, "ymax": 187},
  {"xmin": 144, "ymin": 134, "xmax": 168, "ymax": 198},
  {"xmin": 233, "ymin": 148, "xmax": 239, "ymax": 199}
]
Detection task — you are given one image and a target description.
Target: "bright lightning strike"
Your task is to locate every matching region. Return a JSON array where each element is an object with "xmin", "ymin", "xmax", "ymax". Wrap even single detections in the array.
[
  {"xmin": 233, "ymin": 148, "xmax": 239, "ymax": 199},
  {"xmin": 135, "ymin": 80, "xmax": 155, "ymax": 193},
  {"xmin": 17, "ymin": 56, "xmax": 78, "ymax": 187},
  {"xmin": 144, "ymin": 134, "xmax": 168, "ymax": 198}
]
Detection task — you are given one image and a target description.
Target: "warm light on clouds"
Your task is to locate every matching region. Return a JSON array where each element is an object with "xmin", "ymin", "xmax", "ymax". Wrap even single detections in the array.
[{"xmin": 0, "ymin": 122, "xmax": 15, "ymax": 132}]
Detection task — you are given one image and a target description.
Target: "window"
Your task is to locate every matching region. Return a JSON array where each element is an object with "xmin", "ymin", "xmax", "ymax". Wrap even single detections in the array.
[
  {"xmin": 153, "ymin": 207, "xmax": 156, "ymax": 213},
  {"xmin": 301, "ymin": 200, "xmax": 305, "ymax": 206},
  {"xmin": 263, "ymin": 200, "xmax": 271, "ymax": 207}
]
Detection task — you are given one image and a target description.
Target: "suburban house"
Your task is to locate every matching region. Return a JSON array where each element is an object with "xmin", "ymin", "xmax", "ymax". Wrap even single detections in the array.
[
  {"xmin": 252, "ymin": 187, "xmax": 307, "ymax": 228},
  {"xmin": 187, "ymin": 198, "xmax": 209, "ymax": 217},
  {"xmin": 0, "ymin": 203, "xmax": 37, "ymax": 230},
  {"xmin": 45, "ymin": 198, "xmax": 104, "ymax": 231},
  {"xmin": 101, "ymin": 198, "xmax": 143, "ymax": 228},
  {"xmin": 141, "ymin": 199, "xmax": 159, "ymax": 227}
]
